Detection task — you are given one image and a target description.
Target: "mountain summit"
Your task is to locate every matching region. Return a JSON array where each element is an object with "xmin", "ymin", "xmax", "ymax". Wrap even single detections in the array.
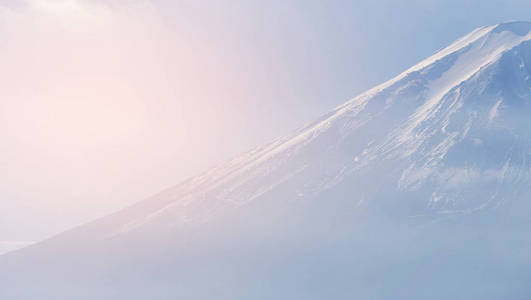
[{"xmin": 3, "ymin": 22, "xmax": 531, "ymax": 300}]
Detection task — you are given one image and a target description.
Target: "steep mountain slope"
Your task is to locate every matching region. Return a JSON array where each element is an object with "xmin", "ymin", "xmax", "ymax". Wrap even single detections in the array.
[{"xmin": 3, "ymin": 21, "xmax": 531, "ymax": 300}]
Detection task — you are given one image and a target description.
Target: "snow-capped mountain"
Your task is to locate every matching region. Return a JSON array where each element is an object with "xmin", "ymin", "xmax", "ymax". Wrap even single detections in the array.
[{"xmin": 3, "ymin": 21, "xmax": 531, "ymax": 300}]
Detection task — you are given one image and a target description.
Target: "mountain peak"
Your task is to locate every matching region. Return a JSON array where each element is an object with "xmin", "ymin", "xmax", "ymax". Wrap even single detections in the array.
[
  {"xmin": 492, "ymin": 20, "xmax": 531, "ymax": 35},
  {"xmin": 344, "ymin": 21, "xmax": 531, "ymax": 108}
]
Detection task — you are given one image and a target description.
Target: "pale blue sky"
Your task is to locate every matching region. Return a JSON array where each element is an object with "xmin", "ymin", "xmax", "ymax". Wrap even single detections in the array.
[
  {"xmin": 2, "ymin": 0, "xmax": 531, "ymax": 249},
  {"xmin": 155, "ymin": 0, "xmax": 531, "ymax": 129}
]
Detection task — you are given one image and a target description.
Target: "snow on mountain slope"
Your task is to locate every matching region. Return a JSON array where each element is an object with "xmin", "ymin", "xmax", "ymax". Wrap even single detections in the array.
[
  {"xmin": 3, "ymin": 21, "xmax": 531, "ymax": 300},
  {"xmin": 100, "ymin": 20, "xmax": 531, "ymax": 231}
]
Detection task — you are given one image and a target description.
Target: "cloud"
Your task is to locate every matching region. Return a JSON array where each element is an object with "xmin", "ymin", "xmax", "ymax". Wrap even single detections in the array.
[
  {"xmin": 1, "ymin": 0, "xmax": 159, "ymax": 33},
  {"xmin": 26, "ymin": 0, "xmax": 112, "ymax": 28},
  {"xmin": 0, "ymin": 0, "xmax": 27, "ymax": 10}
]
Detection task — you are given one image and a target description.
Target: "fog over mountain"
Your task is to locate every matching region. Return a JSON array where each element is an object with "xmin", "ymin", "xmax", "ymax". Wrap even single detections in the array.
[{"xmin": 2, "ymin": 21, "xmax": 531, "ymax": 300}]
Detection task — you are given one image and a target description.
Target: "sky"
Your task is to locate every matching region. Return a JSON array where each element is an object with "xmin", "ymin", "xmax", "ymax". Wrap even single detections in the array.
[{"xmin": 2, "ymin": 0, "xmax": 531, "ymax": 253}]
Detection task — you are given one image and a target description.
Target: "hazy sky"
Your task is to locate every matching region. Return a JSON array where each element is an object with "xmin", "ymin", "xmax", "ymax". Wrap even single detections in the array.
[{"xmin": 2, "ymin": 0, "xmax": 531, "ymax": 252}]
